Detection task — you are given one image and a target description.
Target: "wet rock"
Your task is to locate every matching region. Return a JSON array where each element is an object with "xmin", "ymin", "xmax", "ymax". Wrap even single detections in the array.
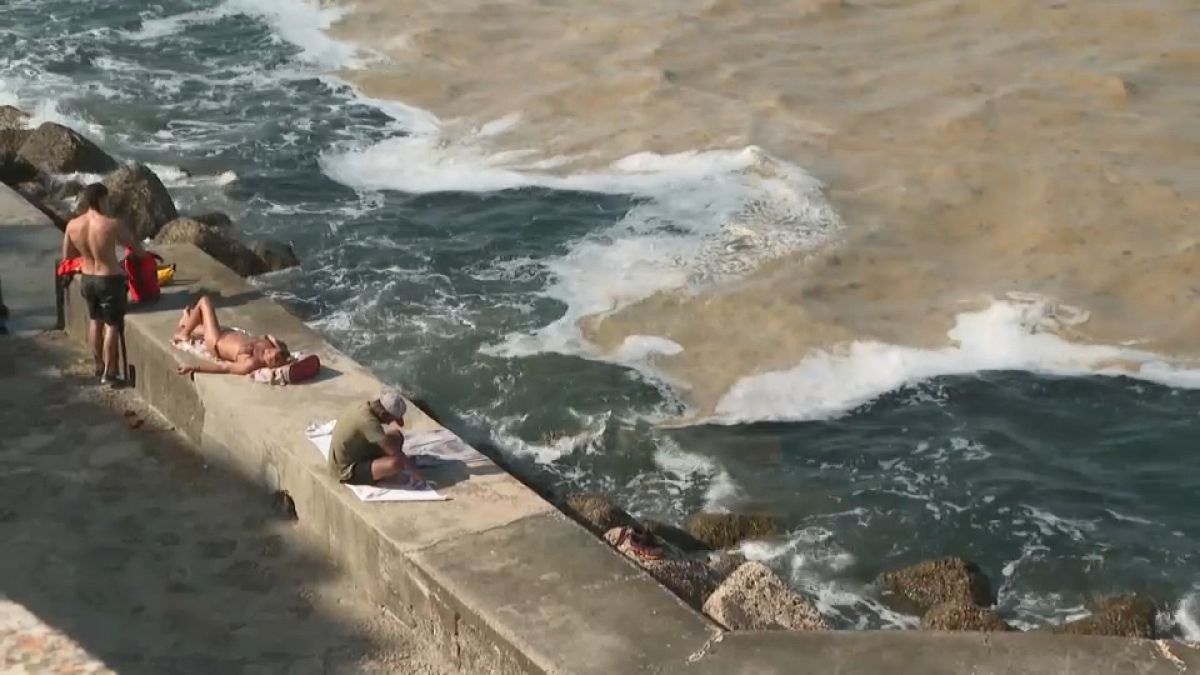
[
  {"xmin": 705, "ymin": 550, "xmax": 748, "ymax": 580},
  {"xmin": 0, "ymin": 151, "xmax": 38, "ymax": 186},
  {"xmin": 562, "ymin": 493, "xmax": 636, "ymax": 535},
  {"xmin": 1052, "ymin": 595, "xmax": 1157, "ymax": 638},
  {"xmin": 643, "ymin": 519, "xmax": 712, "ymax": 552},
  {"xmin": 641, "ymin": 558, "xmax": 724, "ymax": 610},
  {"xmin": 878, "ymin": 557, "xmax": 996, "ymax": 614},
  {"xmin": 0, "ymin": 130, "xmax": 31, "ymax": 157},
  {"xmin": 685, "ymin": 512, "xmax": 780, "ymax": 550},
  {"xmin": 17, "ymin": 122, "xmax": 119, "ymax": 175},
  {"xmin": 250, "ymin": 238, "xmax": 300, "ymax": 272},
  {"xmin": 702, "ymin": 561, "xmax": 829, "ymax": 631},
  {"xmin": 155, "ymin": 218, "xmax": 265, "ymax": 277},
  {"xmin": 921, "ymin": 601, "xmax": 1012, "ymax": 632},
  {"xmin": 192, "ymin": 211, "xmax": 235, "ymax": 231},
  {"xmin": 103, "ymin": 163, "xmax": 178, "ymax": 240},
  {"xmin": 48, "ymin": 178, "xmax": 84, "ymax": 200},
  {"xmin": 603, "ymin": 527, "xmax": 722, "ymax": 609},
  {"xmin": 0, "ymin": 105, "xmax": 29, "ymax": 130},
  {"xmin": 13, "ymin": 179, "xmax": 70, "ymax": 230}
]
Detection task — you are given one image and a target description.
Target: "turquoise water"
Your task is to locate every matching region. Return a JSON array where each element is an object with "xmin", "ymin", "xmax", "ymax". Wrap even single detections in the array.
[{"xmin": 3, "ymin": 0, "xmax": 1197, "ymax": 632}]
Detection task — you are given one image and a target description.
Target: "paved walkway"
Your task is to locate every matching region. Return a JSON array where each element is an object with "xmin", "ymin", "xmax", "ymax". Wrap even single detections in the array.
[{"xmin": 0, "ymin": 332, "xmax": 447, "ymax": 674}]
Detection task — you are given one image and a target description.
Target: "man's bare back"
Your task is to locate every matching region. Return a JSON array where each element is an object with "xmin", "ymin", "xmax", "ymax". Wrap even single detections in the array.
[{"xmin": 64, "ymin": 210, "xmax": 137, "ymax": 276}]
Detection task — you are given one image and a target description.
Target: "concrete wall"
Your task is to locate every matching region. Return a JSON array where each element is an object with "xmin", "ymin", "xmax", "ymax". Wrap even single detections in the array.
[
  {"xmin": 50, "ymin": 242, "xmax": 1200, "ymax": 674},
  {"xmin": 0, "ymin": 183, "xmax": 61, "ymax": 333}
]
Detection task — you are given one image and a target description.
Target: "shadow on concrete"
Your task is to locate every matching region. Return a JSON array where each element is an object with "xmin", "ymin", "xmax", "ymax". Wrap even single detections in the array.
[{"xmin": 0, "ymin": 332, "xmax": 427, "ymax": 674}]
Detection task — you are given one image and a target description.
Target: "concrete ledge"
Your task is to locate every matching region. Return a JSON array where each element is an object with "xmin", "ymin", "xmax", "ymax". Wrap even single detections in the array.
[
  {"xmin": 40, "ymin": 237, "xmax": 1199, "ymax": 673},
  {"xmin": 0, "ymin": 183, "xmax": 59, "ymax": 333}
]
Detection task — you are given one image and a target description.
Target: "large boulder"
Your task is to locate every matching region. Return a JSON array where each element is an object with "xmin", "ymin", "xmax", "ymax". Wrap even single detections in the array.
[
  {"xmin": 250, "ymin": 239, "xmax": 300, "ymax": 272},
  {"xmin": 685, "ymin": 512, "xmax": 779, "ymax": 551},
  {"xmin": 702, "ymin": 561, "xmax": 828, "ymax": 631},
  {"xmin": 191, "ymin": 211, "xmax": 235, "ymax": 231},
  {"xmin": 921, "ymin": 601, "xmax": 1012, "ymax": 632},
  {"xmin": 877, "ymin": 557, "xmax": 996, "ymax": 614},
  {"xmin": 1052, "ymin": 595, "xmax": 1157, "ymax": 638},
  {"xmin": 0, "ymin": 151, "xmax": 38, "ymax": 186},
  {"xmin": 705, "ymin": 551, "xmax": 748, "ymax": 580},
  {"xmin": 103, "ymin": 163, "xmax": 178, "ymax": 240},
  {"xmin": 0, "ymin": 105, "xmax": 28, "ymax": 130},
  {"xmin": 155, "ymin": 218, "xmax": 265, "ymax": 277},
  {"xmin": 0, "ymin": 130, "xmax": 30, "ymax": 156},
  {"xmin": 17, "ymin": 122, "xmax": 118, "ymax": 175},
  {"xmin": 562, "ymin": 493, "xmax": 637, "ymax": 535},
  {"xmin": 13, "ymin": 180, "xmax": 70, "ymax": 230},
  {"xmin": 643, "ymin": 519, "xmax": 712, "ymax": 553}
]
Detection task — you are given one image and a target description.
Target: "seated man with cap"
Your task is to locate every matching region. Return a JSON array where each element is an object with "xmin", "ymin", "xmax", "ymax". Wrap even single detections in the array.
[{"xmin": 329, "ymin": 388, "xmax": 424, "ymax": 486}]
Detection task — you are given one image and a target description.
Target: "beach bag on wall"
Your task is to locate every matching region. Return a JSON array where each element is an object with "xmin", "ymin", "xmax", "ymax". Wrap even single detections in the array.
[{"xmin": 124, "ymin": 248, "xmax": 164, "ymax": 304}]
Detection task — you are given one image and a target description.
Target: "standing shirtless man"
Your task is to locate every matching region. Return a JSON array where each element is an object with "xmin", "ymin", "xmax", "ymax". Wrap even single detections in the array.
[{"xmin": 62, "ymin": 183, "xmax": 144, "ymax": 385}]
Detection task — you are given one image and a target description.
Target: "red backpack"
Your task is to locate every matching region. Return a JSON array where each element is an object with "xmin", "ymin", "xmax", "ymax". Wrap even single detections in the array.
[{"xmin": 123, "ymin": 248, "xmax": 163, "ymax": 304}]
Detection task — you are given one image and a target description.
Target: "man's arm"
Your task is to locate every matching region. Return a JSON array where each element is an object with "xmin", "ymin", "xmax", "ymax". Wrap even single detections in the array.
[{"xmin": 61, "ymin": 228, "xmax": 78, "ymax": 262}]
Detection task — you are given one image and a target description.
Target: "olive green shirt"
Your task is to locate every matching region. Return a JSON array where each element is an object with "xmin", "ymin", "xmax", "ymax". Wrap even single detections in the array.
[{"xmin": 329, "ymin": 401, "xmax": 385, "ymax": 482}]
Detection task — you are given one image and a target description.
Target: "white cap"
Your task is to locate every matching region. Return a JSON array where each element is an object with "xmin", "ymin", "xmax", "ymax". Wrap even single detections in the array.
[{"xmin": 379, "ymin": 388, "xmax": 408, "ymax": 420}]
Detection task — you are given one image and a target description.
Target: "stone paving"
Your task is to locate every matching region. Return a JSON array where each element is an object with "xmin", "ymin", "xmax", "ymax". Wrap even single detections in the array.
[{"xmin": 0, "ymin": 332, "xmax": 447, "ymax": 674}]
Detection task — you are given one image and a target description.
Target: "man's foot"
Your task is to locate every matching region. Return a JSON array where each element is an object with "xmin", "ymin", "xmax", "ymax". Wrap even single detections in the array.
[{"xmin": 100, "ymin": 373, "xmax": 125, "ymax": 389}]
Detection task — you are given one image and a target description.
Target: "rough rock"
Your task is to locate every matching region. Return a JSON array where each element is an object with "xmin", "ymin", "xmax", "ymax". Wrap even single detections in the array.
[
  {"xmin": 13, "ymin": 180, "xmax": 70, "ymax": 230},
  {"xmin": 103, "ymin": 163, "xmax": 178, "ymax": 240},
  {"xmin": 17, "ymin": 122, "xmax": 118, "ymax": 175},
  {"xmin": 921, "ymin": 601, "xmax": 1012, "ymax": 632},
  {"xmin": 562, "ymin": 493, "xmax": 636, "ymax": 535},
  {"xmin": 603, "ymin": 527, "xmax": 722, "ymax": 610},
  {"xmin": 0, "ymin": 129, "xmax": 31, "ymax": 156},
  {"xmin": 0, "ymin": 105, "xmax": 29, "ymax": 130},
  {"xmin": 702, "ymin": 561, "xmax": 829, "ymax": 631},
  {"xmin": 250, "ymin": 239, "xmax": 300, "ymax": 272},
  {"xmin": 685, "ymin": 512, "xmax": 780, "ymax": 551},
  {"xmin": 1052, "ymin": 595, "xmax": 1157, "ymax": 638},
  {"xmin": 155, "ymin": 218, "xmax": 265, "ymax": 277},
  {"xmin": 640, "ymin": 558, "xmax": 724, "ymax": 610},
  {"xmin": 48, "ymin": 178, "xmax": 84, "ymax": 200},
  {"xmin": 877, "ymin": 557, "xmax": 996, "ymax": 614},
  {"xmin": 0, "ymin": 152, "xmax": 39, "ymax": 186},
  {"xmin": 643, "ymin": 519, "xmax": 712, "ymax": 553},
  {"xmin": 192, "ymin": 211, "xmax": 235, "ymax": 231}
]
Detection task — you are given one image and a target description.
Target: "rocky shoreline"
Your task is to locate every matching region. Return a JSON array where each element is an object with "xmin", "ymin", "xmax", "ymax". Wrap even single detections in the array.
[
  {"xmin": 0, "ymin": 105, "xmax": 298, "ymax": 278},
  {"xmin": 560, "ymin": 492, "xmax": 1161, "ymax": 638},
  {"xmin": 2, "ymin": 105, "xmax": 1164, "ymax": 641}
]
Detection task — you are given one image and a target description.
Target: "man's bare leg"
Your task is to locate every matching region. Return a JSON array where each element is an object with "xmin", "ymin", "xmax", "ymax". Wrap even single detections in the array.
[
  {"xmin": 172, "ymin": 297, "xmax": 223, "ymax": 354},
  {"xmin": 87, "ymin": 319, "xmax": 103, "ymax": 377},
  {"xmin": 369, "ymin": 455, "xmax": 407, "ymax": 482},
  {"xmin": 102, "ymin": 323, "xmax": 120, "ymax": 379}
]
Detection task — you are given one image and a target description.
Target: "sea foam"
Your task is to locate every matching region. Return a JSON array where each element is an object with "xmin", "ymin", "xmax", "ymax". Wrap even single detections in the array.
[{"xmin": 713, "ymin": 297, "xmax": 1200, "ymax": 424}]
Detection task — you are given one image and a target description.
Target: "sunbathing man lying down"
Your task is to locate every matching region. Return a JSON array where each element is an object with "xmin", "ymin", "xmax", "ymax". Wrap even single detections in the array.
[{"xmin": 173, "ymin": 295, "xmax": 292, "ymax": 376}]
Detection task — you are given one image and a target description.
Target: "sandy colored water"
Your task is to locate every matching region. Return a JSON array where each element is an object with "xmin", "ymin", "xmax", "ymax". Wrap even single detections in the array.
[{"xmin": 329, "ymin": 0, "xmax": 1200, "ymax": 412}]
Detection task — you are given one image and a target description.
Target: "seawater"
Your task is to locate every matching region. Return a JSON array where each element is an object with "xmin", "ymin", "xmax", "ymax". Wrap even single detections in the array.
[{"xmin": 2, "ymin": 0, "xmax": 1197, "ymax": 633}]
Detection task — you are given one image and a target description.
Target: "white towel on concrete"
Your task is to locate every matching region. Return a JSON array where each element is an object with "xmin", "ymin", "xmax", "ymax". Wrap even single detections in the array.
[{"xmin": 304, "ymin": 422, "xmax": 448, "ymax": 502}]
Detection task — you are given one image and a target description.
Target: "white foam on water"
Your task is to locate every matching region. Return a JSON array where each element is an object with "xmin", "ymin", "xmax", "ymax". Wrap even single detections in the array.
[
  {"xmin": 218, "ymin": 0, "xmax": 365, "ymax": 69},
  {"xmin": 482, "ymin": 412, "xmax": 611, "ymax": 466},
  {"xmin": 714, "ymin": 297, "xmax": 1200, "ymax": 424},
  {"xmin": 1177, "ymin": 591, "xmax": 1200, "ymax": 641},
  {"xmin": 145, "ymin": 163, "xmax": 238, "ymax": 189},
  {"xmin": 613, "ymin": 335, "xmax": 684, "ymax": 362}
]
